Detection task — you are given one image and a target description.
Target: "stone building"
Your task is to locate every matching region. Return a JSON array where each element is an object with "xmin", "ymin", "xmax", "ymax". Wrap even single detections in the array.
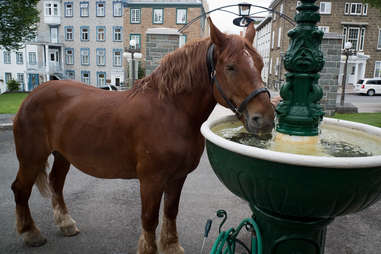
[
  {"xmin": 122, "ymin": 0, "xmax": 208, "ymax": 74},
  {"xmin": 266, "ymin": 0, "xmax": 381, "ymax": 89},
  {"xmin": 254, "ymin": 16, "xmax": 272, "ymax": 85}
]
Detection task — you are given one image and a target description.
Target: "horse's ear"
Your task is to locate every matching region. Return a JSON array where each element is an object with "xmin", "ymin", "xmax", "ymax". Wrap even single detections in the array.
[
  {"xmin": 244, "ymin": 22, "xmax": 256, "ymax": 45},
  {"xmin": 208, "ymin": 17, "xmax": 227, "ymax": 47}
]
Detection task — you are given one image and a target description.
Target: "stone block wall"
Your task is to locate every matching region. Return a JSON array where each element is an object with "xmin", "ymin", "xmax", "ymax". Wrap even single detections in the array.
[
  {"xmin": 145, "ymin": 33, "xmax": 179, "ymax": 75},
  {"xmin": 319, "ymin": 33, "xmax": 342, "ymax": 116}
]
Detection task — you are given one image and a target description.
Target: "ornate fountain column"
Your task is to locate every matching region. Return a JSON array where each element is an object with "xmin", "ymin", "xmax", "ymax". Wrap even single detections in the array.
[{"xmin": 276, "ymin": 0, "xmax": 325, "ymax": 137}]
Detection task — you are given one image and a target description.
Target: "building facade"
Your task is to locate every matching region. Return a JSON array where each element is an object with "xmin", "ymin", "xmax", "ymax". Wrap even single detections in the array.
[
  {"xmin": 264, "ymin": 0, "xmax": 381, "ymax": 90},
  {"xmin": 254, "ymin": 16, "xmax": 272, "ymax": 85},
  {"xmin": 122, "ymin": 0, "xmax": 208, "ymax": 70},
  {"xmin": 60, "ymin": 0, "xmax": 125, "ymax": 87},
  {"xmin": 0, "ymin": 49, "xmax": 27, "ymax": 93}
]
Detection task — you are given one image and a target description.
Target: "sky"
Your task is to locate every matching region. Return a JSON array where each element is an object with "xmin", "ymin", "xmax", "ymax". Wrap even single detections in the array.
[{"xmin": 206, "ymin": 0, "xmax": 273, "ymax": 34}]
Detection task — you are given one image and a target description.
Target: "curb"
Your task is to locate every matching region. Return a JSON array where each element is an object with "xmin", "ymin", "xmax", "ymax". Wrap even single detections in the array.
[{"xmin": 0, "ymin": 123, "xmax": 13, "ymax": 130}]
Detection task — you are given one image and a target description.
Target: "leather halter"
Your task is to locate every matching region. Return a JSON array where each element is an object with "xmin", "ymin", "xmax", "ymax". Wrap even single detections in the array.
[{"xmin": 206, "ymin": 44, "xmax": 270, "ymax": 118}]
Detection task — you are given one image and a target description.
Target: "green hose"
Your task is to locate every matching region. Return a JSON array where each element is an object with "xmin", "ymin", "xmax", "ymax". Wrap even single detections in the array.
[{"xmin": 210, "ymin": 217, "xmax": 262, "ymax": 254}]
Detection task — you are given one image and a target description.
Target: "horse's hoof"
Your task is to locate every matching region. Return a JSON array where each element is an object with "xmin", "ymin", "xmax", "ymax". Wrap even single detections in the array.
[
  {"xmin": 137, "ymin": 234, "xmax": 158, "ymax": 254},
  {"xmin": 60, "ymin": 223, "xmax": 80, "ymax": 236},
  {"xmin": 22, "ymin": 229, "xmax": 47, "ymax": 247},
  {"xmin": 159, "ymin": 242, "xmax": 184, "ymax": 254}
]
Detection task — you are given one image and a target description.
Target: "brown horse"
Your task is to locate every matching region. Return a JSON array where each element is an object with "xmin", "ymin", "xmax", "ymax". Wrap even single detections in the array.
[{"xmin": 11, "ymin": 19, "xmax": 274, "ymax": 254}]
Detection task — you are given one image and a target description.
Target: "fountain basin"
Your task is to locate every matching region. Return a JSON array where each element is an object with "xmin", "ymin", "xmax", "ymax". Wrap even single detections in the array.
[{"xmin": 201, "ymin": 115, "xmax": 381, "ymax": 219}]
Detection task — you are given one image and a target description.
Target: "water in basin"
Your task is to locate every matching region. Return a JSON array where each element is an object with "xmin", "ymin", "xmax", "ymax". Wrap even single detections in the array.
[{"xmin": 211, "ymin": 119, "xmax": 381, "ymax": 157}]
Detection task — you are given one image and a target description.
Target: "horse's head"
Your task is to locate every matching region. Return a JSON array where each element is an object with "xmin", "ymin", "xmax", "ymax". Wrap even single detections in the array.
[{"xmin": 208, "ymin": 18, "xmax": 275, "ymax": 137}]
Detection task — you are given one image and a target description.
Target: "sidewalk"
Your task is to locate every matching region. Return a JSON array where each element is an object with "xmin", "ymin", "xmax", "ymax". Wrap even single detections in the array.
[{"xmin": 0, "ymin": 114, "xmax": 14, "ymax": 130}]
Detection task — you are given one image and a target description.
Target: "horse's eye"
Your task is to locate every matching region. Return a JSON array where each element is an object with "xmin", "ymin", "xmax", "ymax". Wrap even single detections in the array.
[{"xmin": 225, "ymin": 65, "xmax": 235, "ymax": 71}]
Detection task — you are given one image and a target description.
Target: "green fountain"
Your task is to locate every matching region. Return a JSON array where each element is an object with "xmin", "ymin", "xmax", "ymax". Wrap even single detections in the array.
[{"xmin": 201, "ymin": 1, "xmax": 381, "ymax": 253}]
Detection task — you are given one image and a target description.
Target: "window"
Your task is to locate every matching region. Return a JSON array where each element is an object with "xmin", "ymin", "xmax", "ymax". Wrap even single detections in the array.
[
  {"xmin": 64, "ymin": 2, "xmax": 73, "ymax": 17},
  {"xmin": 3, "ymin": 51, "xmax": 11, "ymax": 64},
  {"xmin": 275, "ymin": 57, "xmax": 279, "ymax": 76},
  {"xmin": 113, "ymin": 26, "xmax": 122, "ymax": 41},
  {"xmin": 5, "ymin": 73, "xmax": 12, "ymax": 84},
  {"xmin": 96, "ymin": 26, "xmax": 106, "ymax": 41},
  {"xmin": 375, "ymin": 62, "xmax": 381, "ymax": 78},
  {"xmin": 65, "ymin": 26, "xmax": 74, "ymax": 40},
  {"xmin": 363, "ymin": 3, "xmax": 368, "ymax": 15},
  {"xmin": 50, "ymin": 27, "xmax": 58, "ymax": 43},
  {"xmin": 350, "ymin": 3, "xmax": 362, "ymax": 15},
  {"xmin": 96, "ymin": 48, "xmax": 106, "ymax": 66},
  {"xmin": 65, "ymin": 70, "xmax": 75, "ymax": 80},
  {"xmin": 81, "ymin": 71, "xmax": 90, "ymax": 84},
  {"xmin": 153, "ymin": 8, "xmax": 163, "ymax": 24},
  {"xmin": 28, "ymin": 52, "xmax": 37, "ymax": 65},
  {"xmin": 96, "ymin": 1, "xmax": 105, "ymax": 17},
  {"xmin": 16, "ymin": 52, "xmax": 23, "ymax": 64},
  {"xmin": 131, "ymin": 8, "xmax": 141, "ymax": 24},
  {"xmin": 277, "ymin": 27, "xmax": 281, "ymax": 48},
  {"xmin": 347, "ymin": 27, "xmax": 360, "ymax": 50},
  {"xmin": 176, "ymin": 8, "xmax": 187, "ymax": 24},
  {"xmin": 318, "ymin": 26, "xmax": 330, "ymax": 33},
  {"xmin": 113, "ymin": 49, "xmax": 122, "ymax": 67},
  {"xmin": 359, "ymin": 28, "xmax": 366, "ymax": 51},
  {"xmin": 45, "ymin": 2, "xmax": 59, "ymax": 16},
  {"xmin": 344, "ymin": 3, "xmax": 350, "ymax": 14},
  {"xmin": 113, "ymin": 1, "xmax": 122, "ymax": 17},
  {"xmin": 80, "ymin": 48, "xmax": 90, "ymax": 65},
  {"xmin": 280, "ymin": 3, "xmax": 284, "ymax": 14},
  {"xmin": 179, "ymin": 35, "xmax": 187, "ymax": 48},
  {"xmin": 271, "ymin": 31, "xmax": 275, "ymax": 49},
  {"xmin": 17, "ymin": 73, "xmax": 24, "ymax": 87},
  {"xmin": 80, "ymin": 2, "xmax": 89, "ymax": 17},
  {"xmin": 81, "ymin": 26, "xmax": 89, "ymax": 41},
  {"xmin": 378, "ymin": 29, "xmax": 381, "ymax": 49},
  {"xmin": 97, "ymin": 72, "xmax": 106, "ymax": 87},
  {"xmin": 130, "ymin": 34, "xmax": 141, "ymax": 49},
  {"xmin": 320, "ymin": 2, "xmax": 331, "ymax": 14},
  {"xmin": 65, "ymin": 48, "xmax": 74, "ymax": 65}
]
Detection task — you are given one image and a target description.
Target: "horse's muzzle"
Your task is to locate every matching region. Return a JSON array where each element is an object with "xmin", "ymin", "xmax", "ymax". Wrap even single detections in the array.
[{"xmin": 243, "ymin": 112, "xmax": 275, "ymax": 139}]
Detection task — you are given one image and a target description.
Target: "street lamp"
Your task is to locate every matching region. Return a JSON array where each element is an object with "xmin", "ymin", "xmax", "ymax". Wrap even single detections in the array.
[
  {"xmin": 233, "ymin": 2, "xmax": 254, "ymax": 27},
  {"xmin": 123, "ymin": 39, "xmax": 141, "ymax": 88},
  {"xmin": 340, "ymin": 41, "xmax": 356, "ymax": 106}
]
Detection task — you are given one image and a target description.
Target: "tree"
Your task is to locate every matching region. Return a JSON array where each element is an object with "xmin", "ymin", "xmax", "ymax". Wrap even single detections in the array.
[
  {"xmin": 0, "ymin": 0, "xmax": 40, "ymax": 50},
  {"xmin": 363, "ymin": 0, "xmax": 381, "ymax": 10}
]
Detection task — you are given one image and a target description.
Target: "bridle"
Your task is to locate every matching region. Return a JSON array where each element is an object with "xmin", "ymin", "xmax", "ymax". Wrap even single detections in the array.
[{"xmin": 206, "ymin": 44, "xmax": 270, "ymax": 118}]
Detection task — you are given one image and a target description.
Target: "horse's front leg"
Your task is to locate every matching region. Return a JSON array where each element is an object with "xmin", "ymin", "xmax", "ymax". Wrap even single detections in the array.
[
  {"xmin": 159, "ymin": 177, "xmax": 186, "ymax": 254},
  {"xmin": 138, "ymin": 177, "xmax": 164, "ymax": 254}
]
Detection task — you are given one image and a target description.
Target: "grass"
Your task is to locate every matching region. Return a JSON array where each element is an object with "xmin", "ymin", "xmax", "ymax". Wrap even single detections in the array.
[
  {"xmin": 331, "ymin": 113, "xmax": 381, "ymax": 128},
  {"xmin": 0, "ymin": 92, "xmax": 29, "ymax": 114}
]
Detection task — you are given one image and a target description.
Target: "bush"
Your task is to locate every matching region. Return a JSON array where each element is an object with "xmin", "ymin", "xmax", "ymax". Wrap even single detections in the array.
[{"xmin": 7, "ymin": 79, "xmax": 20, "ymax": 92}]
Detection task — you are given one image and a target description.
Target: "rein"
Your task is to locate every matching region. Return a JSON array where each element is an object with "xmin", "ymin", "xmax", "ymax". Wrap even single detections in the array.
[{"xmin": 206, "ymin": 44, "xmax": 270, "ymax": 118}]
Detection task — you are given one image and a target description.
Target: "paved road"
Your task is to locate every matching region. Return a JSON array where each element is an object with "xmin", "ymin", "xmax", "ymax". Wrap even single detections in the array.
[
  {"xmin": 337, "ymin": 94, "xmax": 381, "ymax": 113},
  {"xmin": 1, "ymin": 123, "xmax": 381, "ymax": 253}
]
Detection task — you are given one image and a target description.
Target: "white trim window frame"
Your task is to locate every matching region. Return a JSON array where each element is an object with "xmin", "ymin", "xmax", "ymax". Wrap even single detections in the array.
[
  {"xmin": 271, "ymin": 31, "xmax": 275, "ymax": 49},
  {"xmin": 319, "ymin": 2, "xmax": 332, "ymax": 15},
  {"xmin": 350, "ymin": 3, "xmax": 362, "ymax": 15},
  {"xmin": 359, "ymin": 27, "xmax": 366, "ymax": 52},
  {"xmin": 363, "ymin": 3, "xmax": 368, "ymax": 15},
  {"xmin": 277, "ymin": 27, "xmax": 281, "ymax": 48},
  {"xmin": 45, "ymin": 1, "xmax": 59, "ymax": 16},
  {"xmin": 344, "ymin": 3, "xmax": 350, "ymax": 15},
  {"xmin": 374, "ymin": 61, "xmax": 381, "ymax": 78},
  {"xmin": 347, "ymin": 27, "xmax": 360, "ymax": 51},
  {"xmin": 318, "ymin": 26, "xmax": 330, "ymax": 33},
  {"xmin": 378, "ymin": 29, "xmax": 381, "ymax": 50}
]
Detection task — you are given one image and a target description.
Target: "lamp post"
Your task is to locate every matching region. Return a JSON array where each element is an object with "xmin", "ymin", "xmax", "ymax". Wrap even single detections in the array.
[
  {"xmin": 340, "ymin": 41, "xmax": 356, "ymax": 106},
  {"xmin": 123, "ymin": 39, "xmax": 140, "ymax": 88},
  {"xmin": 233, "ymin": 2, "xmax": 254, "ymax": 27}
]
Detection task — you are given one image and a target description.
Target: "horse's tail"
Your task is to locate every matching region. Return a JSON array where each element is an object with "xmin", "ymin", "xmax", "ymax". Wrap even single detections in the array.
[{"xmin": 35, "ymin": 162, "xmax": 51, "ymax": 198}]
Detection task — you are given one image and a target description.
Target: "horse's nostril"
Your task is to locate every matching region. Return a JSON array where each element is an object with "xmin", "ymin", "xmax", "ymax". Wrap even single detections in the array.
[{"xmin": 251, "ymin": 114, "xmax": 263, "ymax": 125}]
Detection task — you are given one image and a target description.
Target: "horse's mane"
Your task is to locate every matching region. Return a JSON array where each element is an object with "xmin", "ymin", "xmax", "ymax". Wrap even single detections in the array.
[{"xmin": 131, "ymin": 38, "xmax": 211, "ymax": 98}]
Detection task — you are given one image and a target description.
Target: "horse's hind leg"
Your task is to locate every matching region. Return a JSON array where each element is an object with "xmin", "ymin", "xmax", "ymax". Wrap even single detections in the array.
[
  {"xmin": 11, "ymin": 162, "xmax": 49, "ymax": 247},
  {"xmin": 49, "ymin": 152, "xmax": 79, "ymax": 236},
  {"xmin": 159, "ymin": 177, "xmax": 186, "ymax": 254}
]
